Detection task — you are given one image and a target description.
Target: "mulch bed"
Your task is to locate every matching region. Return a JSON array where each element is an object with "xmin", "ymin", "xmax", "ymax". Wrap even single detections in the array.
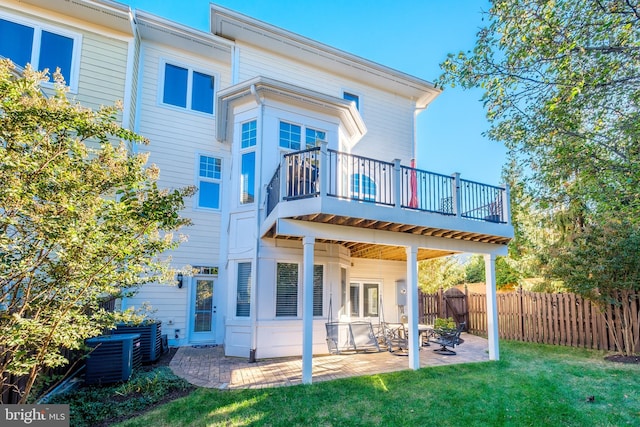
[
  {"xmin": 96, "ymin": 347, "xmax": 196, "ymax": 427},
  {"xmin": 604, "ymin": 354, "xmax": 640, "ymax": 364}
]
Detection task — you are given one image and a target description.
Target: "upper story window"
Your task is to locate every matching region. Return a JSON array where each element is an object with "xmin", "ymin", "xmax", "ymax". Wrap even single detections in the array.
[
  {"xmin": 241, "ymin": 120, "xmax": 257, "ymax": 148},
  {"xmin": 0, "ymin": 16, "xmax": 80, "ymax": 90},
  {"xmin": 279, "ymin": 121, "xmax": 326, "ymax": 151},
  {"xmin": 162, "ymin": 62, "xmax": 215, "ymax": 114},
  {"xmin": 279, "ymin": 121, "xmax": 301, "ymax": 150},
  {"xmin": 240, "ymin": 120, "xmax": 257, "ymax": 204},
  {"xmin": 343, "ymin": 92, "xmax": 360, "ymax": 110},
  {"xmin": 198, "ymin": 155, "xmax": 221, "ymax": 209},
  {"xmin": 305, "ymin": 128, "xmax": 326, "ymax": 148},
  {"xmin": 351, "ymin": 173, "xmax": 376, "ymax": 202}
]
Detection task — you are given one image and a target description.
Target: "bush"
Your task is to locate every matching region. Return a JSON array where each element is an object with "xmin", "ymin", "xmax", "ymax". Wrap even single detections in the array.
[{"xmin": 48, "ymin": 367, "xmax": 193, "ymax": 427}]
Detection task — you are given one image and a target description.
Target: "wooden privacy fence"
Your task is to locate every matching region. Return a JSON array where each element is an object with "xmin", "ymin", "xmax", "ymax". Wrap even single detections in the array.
[{"xmin": 421, "ymin": 287, "xmax": 640, "ymax": 354}]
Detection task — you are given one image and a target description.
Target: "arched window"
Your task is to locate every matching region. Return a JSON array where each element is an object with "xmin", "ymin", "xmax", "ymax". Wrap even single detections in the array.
[{"xmin": 350, "ymin": 174, "xmax": 376, "ymax": 202}]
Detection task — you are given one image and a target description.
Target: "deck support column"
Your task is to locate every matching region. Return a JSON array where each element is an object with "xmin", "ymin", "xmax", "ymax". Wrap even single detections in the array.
[
  {"xmin": 406, "ymin": 245, "xmax": 420, "ymax": 370},
  {"xmin": 484, "ymin": 254, "xmax": 500, "ymax": 360},
  {"xmin": 302, "ymin": 236, "xmax": 315, "ymax": 384}
]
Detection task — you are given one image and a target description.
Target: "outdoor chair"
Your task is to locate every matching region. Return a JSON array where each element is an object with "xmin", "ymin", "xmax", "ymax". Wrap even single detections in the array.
[
  {"xmin": 382, "ymin": 322, "xmax": 409, "ymax": 354},
  {"xmin": 430, "ymin": 322, "xmax": 465, "ymax": 355}
]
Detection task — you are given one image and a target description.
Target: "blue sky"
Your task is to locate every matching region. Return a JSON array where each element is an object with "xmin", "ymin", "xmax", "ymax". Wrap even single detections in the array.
[{"xmin": 123, "ymin": 0, "xmax": 504, "ymax": 185}]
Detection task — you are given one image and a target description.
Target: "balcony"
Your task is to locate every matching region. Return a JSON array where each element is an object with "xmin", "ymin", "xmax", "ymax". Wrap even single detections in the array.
[{"xmin": 263, "ymin": 145, "xmax": 513, "ymax": 260}]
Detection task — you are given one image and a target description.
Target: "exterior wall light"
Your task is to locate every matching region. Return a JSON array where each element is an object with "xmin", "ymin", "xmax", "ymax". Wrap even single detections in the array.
[{"xmin": 177, "ymin": 272, "xmax": 184, "ymax": 288}]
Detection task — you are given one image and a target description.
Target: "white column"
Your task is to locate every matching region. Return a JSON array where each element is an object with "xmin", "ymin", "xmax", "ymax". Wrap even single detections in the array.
[
  {"xmin": 406, "ymin": 245, "xmax": 420, "ymax": 370},
  {"xmin": 302, "ymin": 236, "xmax": 315, "ymax": 384},
  {"xmin": 484, "ymin": 254, "xmax": 499, "ymax": 360}
]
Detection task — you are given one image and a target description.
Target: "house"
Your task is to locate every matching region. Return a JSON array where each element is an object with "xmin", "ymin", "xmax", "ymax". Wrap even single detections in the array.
[{"xmin": 1, "ymin": 0, "xmax": 513, "ymax": 384}]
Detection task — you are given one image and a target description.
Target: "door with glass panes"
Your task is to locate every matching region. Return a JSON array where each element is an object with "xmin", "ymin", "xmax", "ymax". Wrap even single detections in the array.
[
  {"xmin": 189, "ymin": 276, "xmax": 216, "ymax": 342},
  {"xmin": 349, "ymin": 282, "xmax": 380, "ymax": 319}
]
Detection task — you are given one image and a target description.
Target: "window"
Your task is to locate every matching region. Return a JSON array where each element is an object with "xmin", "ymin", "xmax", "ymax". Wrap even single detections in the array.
[
  {"xmin": 305, "ymin": 128, "xmax": 326, "ymax": 149},
  {"xmin": 279, "ymin": 121, "xmax": 301, "ymax": 150},
  {"xmin": 162, "ymin": 62, "xmax": 215, "ymax": 114},
  {"xmin": 363, "ymin": 283, "xmax": 379, "ymax": 317},
  {"xmin": 343, "ymin": 92, "xmax": 360, "ymax": 110},
  {"xmin": 280, "ymin": 121, "xmax": 327, "ymax": 151},
  {"xmin": 313, "ymin": 265, "xmax": 324, "ymax": 316},
  {"xmin": 350, "ymin": 284, "xmax": 360, "ymax": 317},
  {"xmin": 236, "ymin": 262, "xmax": 252, "ymax": 317},
  {"xmin": 0, "ymin": 17, "xmax": 78, "ymax": 88},
  {"xmin": 276, "ymin": 263, "xmax": 298, "ymax": 317},
  {"xmin": 198, "ymin": 155, "xmax": 221, "ymax": 209},
  {"xmin": 241, "ymin": 120, "xmax": 257, "ymax": 148},
  {"xmin": 240, "ymin": 120, "xmax": 257, "ymax": 204},
  {"xmin": 351, "ymin": 174, "xmax": 376, "ymax": 201},
  {"xmin": 275, "ymin": 263, "xmax": 323, "ymax": 317},
  {"xmin": 350, "ymin": 282, "xmax": 379, "ymax": 317}
]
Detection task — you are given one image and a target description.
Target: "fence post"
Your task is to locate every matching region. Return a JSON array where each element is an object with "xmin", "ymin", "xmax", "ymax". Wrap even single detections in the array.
[
  {"xmin": 319, "ymin": 142, "xmax": 328, "ymax": 198},
  {"xmin": 464, "ymin": 284, "xmax": 469, "ymax": 331},
  {"xmin": 451, "ymin": 172, "xmax": 461, "ymax": 218},
  {"xmin": 517, "ymin": 286, "xmax": 524, "ymax": 341},
  {"xmin": 393, "ymin": 159, "xmax": 401, "ymax": 210},
  {"xmin": 438, "ymin": 287, "xmax": 444, "ymax": 318}
]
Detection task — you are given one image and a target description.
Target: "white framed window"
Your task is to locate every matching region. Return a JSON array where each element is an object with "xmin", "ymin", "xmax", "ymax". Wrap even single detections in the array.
[
  {"xmin": 313, "ymin": 265, "xmax": 324, "ymax": 316},
  {"xmin": 349, "ymin": 282, "xmax": 379, "ymax": 318},
  {"xmin": 275, "ymin": 263, "xmax": 324, "ymax": 317},
  {"xmin": 351, "ymin": 173, "xmax": 377, "ymax": 202},
  {"xmin": 240, "ymin": 120, "xmax": 257, "ymax": 204},
  {"xmin": 197, "ymin": 154, "xmax": 221, "ymax": 209},
  {"xmin": 279, "ymin": 121, "xmax": 301, "ymax": 150},
  {"xmin": 276, "ymin": 262, "xmax": 298, "ymax": 317},
  {"xmin": 161, "ymin": 61, "xmax": 215, "ymax": 114},
  {"xmin": 343, "ymin": 91, "xmax": 360, "ymax": 110},
  {"xmin": 305, "ymin": 128, "xmax": 326, "ymax": 149},
  {"xmin": 0, "ymin": 14, "xmax": 81, "ymax": 91},
  {"xmin": 236, "ymin": 262, "xmax": 252, "ymax": 317},
  {"xmin": 279, "ymin": 121, "xmax": 326, "ymax": 151}
]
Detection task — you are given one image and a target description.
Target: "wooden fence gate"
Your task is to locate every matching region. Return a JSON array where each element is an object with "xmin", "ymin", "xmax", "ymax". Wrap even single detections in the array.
[{"xmin": 419, "ymin": 287, "xmax": 468, "ymax": 329}]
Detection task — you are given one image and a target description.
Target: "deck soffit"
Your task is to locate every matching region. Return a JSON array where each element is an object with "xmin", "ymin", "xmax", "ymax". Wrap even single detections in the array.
[{"xmin": 267, "ymin": 217, "xmax": 510, "ymax": 261}]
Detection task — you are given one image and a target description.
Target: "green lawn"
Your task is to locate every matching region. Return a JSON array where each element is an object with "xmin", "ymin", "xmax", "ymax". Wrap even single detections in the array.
[{"xmin": 115, "ymin": 341, "xmax": 640, "ymax": 427}]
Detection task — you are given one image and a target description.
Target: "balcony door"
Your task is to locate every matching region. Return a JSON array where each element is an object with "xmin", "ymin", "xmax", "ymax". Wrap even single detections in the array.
[{"xmin": 189, "ymin": 276, "xmax": 217, "ymax": 343}]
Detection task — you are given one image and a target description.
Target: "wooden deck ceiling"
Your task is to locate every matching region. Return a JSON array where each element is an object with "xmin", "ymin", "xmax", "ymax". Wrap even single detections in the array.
[{"xmin": 264, "ymin": 212, "xmax": 512, "ymax": 261}]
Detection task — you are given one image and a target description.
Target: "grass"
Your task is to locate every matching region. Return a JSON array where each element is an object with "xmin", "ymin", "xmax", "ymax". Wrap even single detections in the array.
[{"xmin": 111, "ymin": 341, "xmax": 640, "ymax": 427}]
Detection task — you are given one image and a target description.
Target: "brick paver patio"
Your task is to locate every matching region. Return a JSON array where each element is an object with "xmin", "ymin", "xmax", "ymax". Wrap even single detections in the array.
[{"xmin": 169, "ymin": 333, "xmax": 490, "ymax": 389}]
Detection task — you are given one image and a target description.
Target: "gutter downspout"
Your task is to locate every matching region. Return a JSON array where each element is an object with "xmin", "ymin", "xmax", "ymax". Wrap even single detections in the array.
[{"xmin": 249, "ymin": 84, "xmax": 263, "ymax": 361}]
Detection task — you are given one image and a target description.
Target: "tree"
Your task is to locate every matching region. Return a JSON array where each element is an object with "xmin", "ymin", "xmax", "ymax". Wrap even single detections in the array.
[
  {"xmin": 463, "ymin": 254, "xmax": 520, "ymax": 289},
  {"xmin": 0, "ymin": 60, "xmax": 194, "ymax": 402},
  {"xmin": 418, "ymin": 256, "xmax": 465, "ymax": 293},
  {"xmin": 549, "ymin": 220, "xmax": 640, "ymax": 355},
  {"xmin": 439, "ymin": 0, "xmax": 640, "ymax": 224},
  {"xmin": 438, "ymin": 2, "xmax": 640, "ymax": 342}
]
